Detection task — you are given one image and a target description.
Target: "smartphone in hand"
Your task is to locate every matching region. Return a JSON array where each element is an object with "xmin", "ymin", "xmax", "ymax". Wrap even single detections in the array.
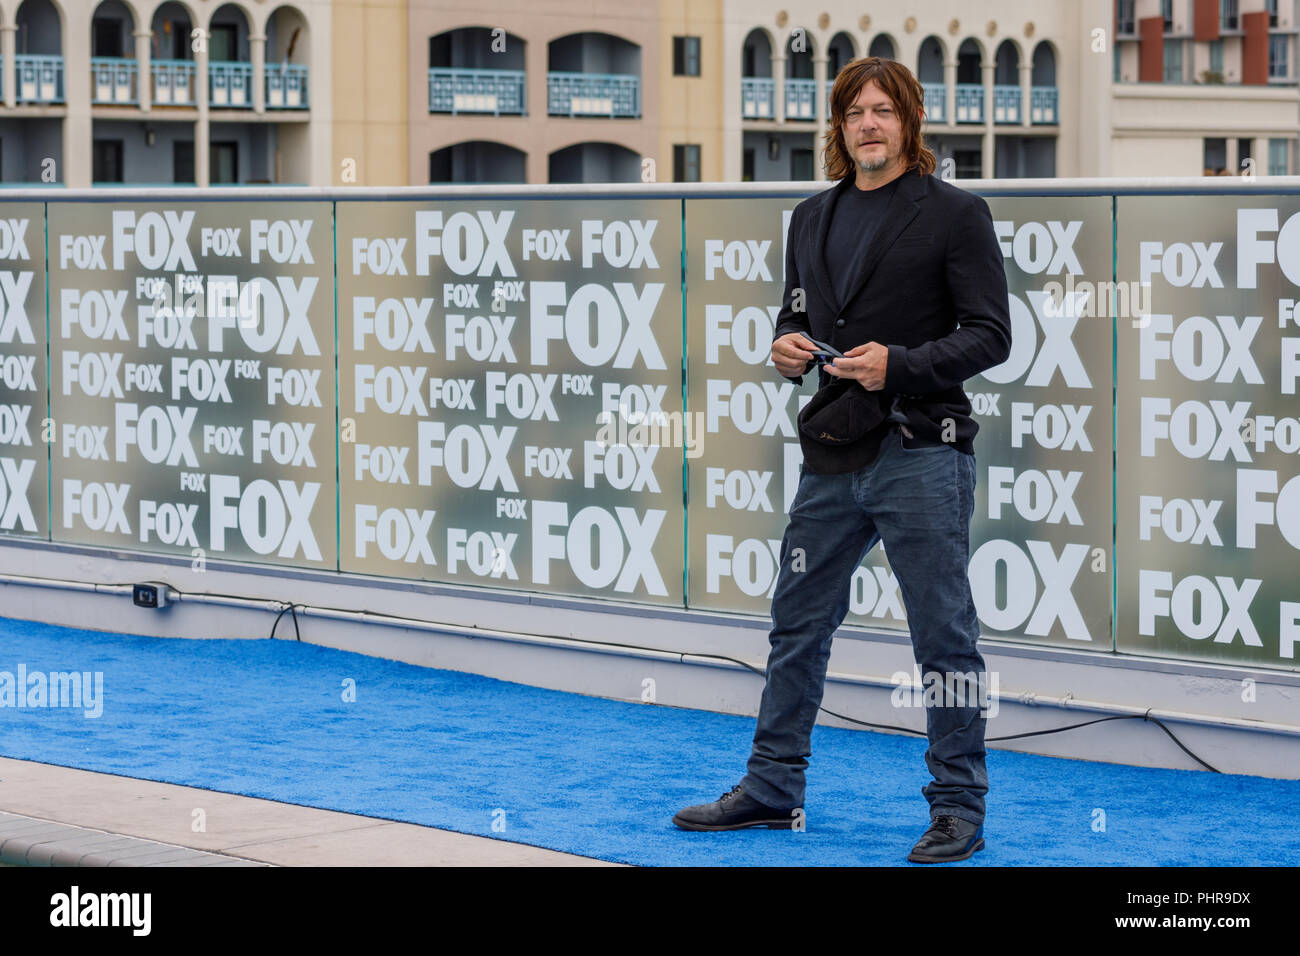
[{"xmin": 805, "ymin": 337, "xmax": 843, "ymax": 365}]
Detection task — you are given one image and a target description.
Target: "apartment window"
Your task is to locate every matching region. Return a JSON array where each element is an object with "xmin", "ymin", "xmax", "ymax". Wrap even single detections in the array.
[
  {"xmin": 92, "ymin": 18, "xmax": 121, "ymax": 57},
  {"xmin": 1163, "ymin": 39, "xmax": 1184, "ymax": 81},
  {"xmin": 742, "ymin": 147, "xmax": 754, "ymax": 182},
  {"xmin": 1204, "ymin": 137, "xmax": 1227, "ymax": 173},
  {"xmin": 1269, "ymin": 138, "xmax": 1289, "ymax": 174},
  {"xmin": 209, "ymin": 24, "xmax": 237, "ymax": 61},
  {"xmin": 1269, "ymin": 33, "xmax": 1289, "ymax": 78},
  {"xmin": 673, "ymin": 144, "xmax": 700, "ymax": 182},
  {"xmin": 673, "ymin": 36, "xmax": 700, "ymax": 77},
  {"xmin": 174, "ymin": 141, "xmax": 194, "ymax": 183},
  {"xmin": 1117, "ymin": 0, "xmax": 1135, "ymax": 35},
  {"xmin": 1221, "ymin": 0, "xmax": 1238, "ymax": 31},
  {"xmin": 158, "ymin": 20, "xmax": 189, "ymax": 60},
  {"xmin": 211, "ymin": 142, "xmax": 238, "ymax": 183},
  {"xmin": 1209, "ymin": 39, "xmax": 1224, "ymax": 74},
  {"xmin": 953, "ymin": 149, "xmax": 982, "ymax": 178},
  {"xmin": 1114, "ymin": 43, "xmax": 1121, "ymax": 82},
  {"xmin": 790, "ymin": 148, "xmax": 813, "ymax": 180},
  {"xmin": 1162, "ymin": 0, "xmax": 1174, "ymax": 32},
  {"xmin": 1267, "ymin": 0, "xmax": 1278, "ymax": 28},
  {"xmin": 92, "ymin": 140, "xmax": 123, "ymax": 183}
]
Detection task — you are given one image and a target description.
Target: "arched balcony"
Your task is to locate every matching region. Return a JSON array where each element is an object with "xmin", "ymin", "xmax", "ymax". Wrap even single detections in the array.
[
  {"xmin": 90, "ymin": 0, "xmax": 136, "ymax": 104},
  {"xmin": 740, "ymin": 28, "xmax": 773, "ymax": 119},
  {"xmin": 16, "ymin": 0, "xmax": 64, "ymax": 103},
  {"xmin": 917, "ymin": 36, "xmax": 945, "ymax": 123},
  {"xmin": 428, "ymin": 27, "xmax": 525, "ymax": 116},
  {"xmin": 547, "ymin": 33, "xmax": 640, "ymax": 118},
  {"xmin": 1031, "ymin": 43, "xmax": 1059, "ymax": 124}
]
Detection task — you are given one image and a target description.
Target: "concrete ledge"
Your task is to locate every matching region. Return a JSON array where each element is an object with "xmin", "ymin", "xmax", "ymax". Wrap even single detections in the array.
[
  {"xmin": 0, "ymin": 811, "xmax": 267, "ymax": 867},
  {"xmin": 0, "ymin": 757, "xmax": 622, "ymax": 866}
]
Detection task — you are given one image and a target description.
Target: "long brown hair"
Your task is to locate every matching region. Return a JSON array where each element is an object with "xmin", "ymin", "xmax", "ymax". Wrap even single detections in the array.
[{"xmin": 822, "ymin": 56, "xmax": 936, "ymax": 180}]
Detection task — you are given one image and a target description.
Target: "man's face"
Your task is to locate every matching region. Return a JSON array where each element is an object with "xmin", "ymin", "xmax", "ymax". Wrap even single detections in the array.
[{"xmin": 843, "ymin": 80, "xmax": 904, "ymax": 174}]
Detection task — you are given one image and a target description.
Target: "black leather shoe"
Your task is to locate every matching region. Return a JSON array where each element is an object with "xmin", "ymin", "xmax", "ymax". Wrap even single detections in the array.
[
  {"xmin": 906, "ymin": 814, "xmax": 985, "ymax": 862},
  {"xmin": 672, "ymin": 784, "xmax": 796, "ymax": 831}
]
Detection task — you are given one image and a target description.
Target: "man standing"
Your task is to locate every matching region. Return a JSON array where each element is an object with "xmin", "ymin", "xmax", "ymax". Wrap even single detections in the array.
[{"xmin": 673, "ymin": 57, "xmax": 1011, "ymax": 863}]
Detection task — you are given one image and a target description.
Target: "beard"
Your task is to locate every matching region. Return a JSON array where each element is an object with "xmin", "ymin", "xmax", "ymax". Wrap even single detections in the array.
[{"xmin": 857, "ymin": 151, "xmax": 890, "ymax": 172}]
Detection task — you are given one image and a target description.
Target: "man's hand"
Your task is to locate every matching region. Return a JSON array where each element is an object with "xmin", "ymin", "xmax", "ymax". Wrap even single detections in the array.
[
  {"xmin": 823, "ymin": 342, "xmax": 888, "ymax": 391},
  {"xmin": 771, "ymin": 332, "xmax": 816, "ymax": 378}
]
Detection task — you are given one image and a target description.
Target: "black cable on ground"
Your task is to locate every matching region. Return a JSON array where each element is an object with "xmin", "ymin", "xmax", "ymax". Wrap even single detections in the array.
[
  {"xmin": 679, "ymin": 652, "xmax": 1222, "ymax": 773},
  {"xmin": 115, "ymin": 581, "xmax": 1223, "ymax": 771}
]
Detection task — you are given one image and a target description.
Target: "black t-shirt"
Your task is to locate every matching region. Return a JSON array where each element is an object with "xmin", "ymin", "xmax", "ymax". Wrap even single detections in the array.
[
  {"xmin": 824, "ymin": 174, "xmax": 901, "ymax": 307},
  {"xmin": 819, "ymin": 173, "xmax": 945, "ymax": 452}
]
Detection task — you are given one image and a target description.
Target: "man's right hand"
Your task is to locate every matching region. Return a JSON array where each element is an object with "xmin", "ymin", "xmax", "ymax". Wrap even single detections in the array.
[{"xmin": 772, "ymin": 332, "xmax": 816, "ymax": 378}]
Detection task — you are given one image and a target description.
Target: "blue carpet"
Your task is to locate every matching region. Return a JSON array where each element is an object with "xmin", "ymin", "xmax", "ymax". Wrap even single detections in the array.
[{"xmin": 0, "ymin": 615, "xmax": 1295, "ymax": 866}]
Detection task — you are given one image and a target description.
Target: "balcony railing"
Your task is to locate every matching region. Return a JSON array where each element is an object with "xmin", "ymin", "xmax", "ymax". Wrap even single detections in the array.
[
  {"xmin": 547, "ymin": 71, "xmax": 639, "ymax": 117},
  {"xmin": 732, "ymin": 77, "xmax": 1056, "ymax": 129},
  {"xmin": 992, "ymin": 85, "xmax": 1021, "ymax": 124},
  {"xmin": 1031, "ymin": 86, "xmax": 1059, "ymax": 124},
  {"xmin": 16, "ymin": 54, "xmax": 64, "ymax": 104},
  {"xmin": 209, "ymin": 60, "xmax": 252, "ymax": 109},
  {"xmin": 91, "ymin": 57, "xmax": 137, "ymax": 104},
  {"xmin": 741, "ymin": 76, "xmax": 774, "ymax": 118},
  {"xmin": 428, "ymin": 67, "xmax": 524, "ymax": 115},
  {"xmin": 922, "ymin": 82, "xmax": 945, "ymax": 123},
  {"xmin": 151, "ymin": 59, "xmax": 195, "ymax": 105},
  {"xmin": 955, "ymin": 83, "xmax": 984, "ymax": 123},
  {"xmin": 783, "ymin": 77, "xmax": 816, "ymax": 120},
  {"xmin": 266, "ymin": 63, "xmax": 309, "ymax": 110}
]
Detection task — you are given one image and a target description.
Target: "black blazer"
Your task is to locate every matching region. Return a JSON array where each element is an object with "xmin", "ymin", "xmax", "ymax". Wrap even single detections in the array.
[{"xmin": 773, "ymin": 169, "xmax": 1012, "ymax": 471}]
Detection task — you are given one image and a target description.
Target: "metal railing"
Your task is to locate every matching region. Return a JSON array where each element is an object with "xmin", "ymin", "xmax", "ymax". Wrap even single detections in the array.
[
  {"xmin": 922, "ymin": 82, "xmax": 946, "ymax": 123},
  {"xmin": 266, "ymin": 63, "xmax": 309, "ymax": 110},
  {"xmin": 1031, "ymin": 86, "xmax": 1059, "ymax": 124},
  {"xmin": 151, "ymin": 59, "xmax": 195, "ymax": 105},
  {"xmin": 547, "ymin": 71, "xmax": 640, "ymax": 117},
  {"xmin": 428, "ymin": 67, "xmax": 525, "ymax": 115},
  {"xmin": 783, "ymin": 77, "xmax": 816, "ymax": 120},
  {"xmin": 16, "ymin": 54, "xmax": 64, "ymax": 104},
  {"xmin": 992, "ymin": 84, "xmax": 1021, "ymax": 124},
  {"xmin": 955, "ymin": 83, "xmax": 984, "ymax": 123},
  {"xmin": 209, "ymin": 60, "xmax": 253, "ymax": 109},
  {"xmin": 741, "ymin": 76, "xmax": 774, "ymax": 118},
  {"xmin": 90, "ymin": 57, "xmax": 137, "ymax": 105}
]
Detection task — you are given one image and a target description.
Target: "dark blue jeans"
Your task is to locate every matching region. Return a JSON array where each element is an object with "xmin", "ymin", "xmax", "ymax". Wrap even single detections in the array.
[{"xmin": 739, "ymin": 425, "xmax": 988, "ymax": 825}]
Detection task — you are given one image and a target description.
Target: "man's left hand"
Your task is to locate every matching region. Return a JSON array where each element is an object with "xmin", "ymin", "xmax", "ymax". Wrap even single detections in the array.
[{"xmin": 824, "ymin": 342, "xmax": 888, "ymax": 391}]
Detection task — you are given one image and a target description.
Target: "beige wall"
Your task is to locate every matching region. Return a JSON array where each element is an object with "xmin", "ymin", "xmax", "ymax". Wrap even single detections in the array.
[
  {"xmin": 333, "ymin": 0, "xmax": 408, "ymax": 185},
  {"xmin": 658, "ymin": 0, "xmax": 724, "ymax": 183},
  {"xmin": 1109, "ymin": 134, "xmax": 1205, "ymax": 175},
  {"xmin": 1110, "ymin": 67, "xmax": 1299, "ymax": 177}
]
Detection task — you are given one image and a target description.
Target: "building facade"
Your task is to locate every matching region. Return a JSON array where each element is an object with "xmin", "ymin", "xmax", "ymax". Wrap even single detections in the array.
[
  {"xmin": 1112, "ymin": 0, "xmax": 1300, "ymax": 175},
  {"xmin": 4, "ymin": 0, "xmax": 1296, "ymax": 186},
  {"xmin": 403, "ymin": 0, "xmax": 1107, "ymax": 184},
  {"xmin": 0, "ymin": 0, "xmax": 330, "ymax": 186}
]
